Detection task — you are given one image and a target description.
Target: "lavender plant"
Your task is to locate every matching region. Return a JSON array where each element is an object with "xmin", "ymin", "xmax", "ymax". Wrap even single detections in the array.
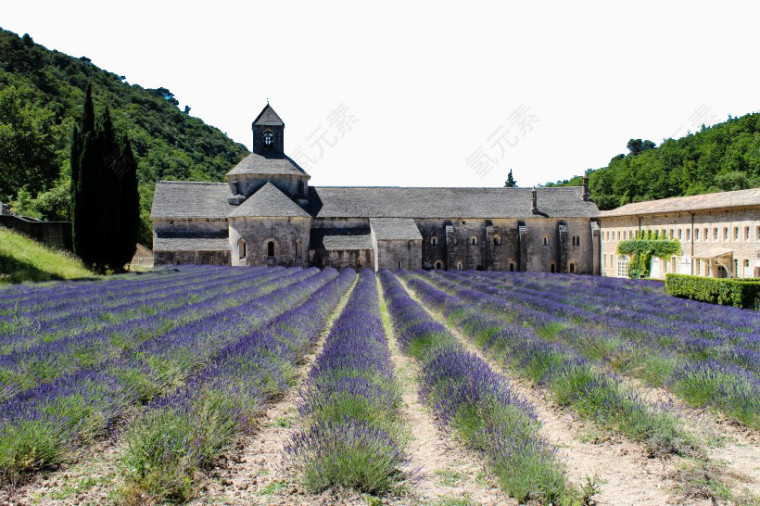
[
  {"xmin": 379, "ymin": 269, "xmax": 572, "ymax": 503},
  {"xmin": 287, "ymin": 269, "xmax": 406, "ymax": 494}
]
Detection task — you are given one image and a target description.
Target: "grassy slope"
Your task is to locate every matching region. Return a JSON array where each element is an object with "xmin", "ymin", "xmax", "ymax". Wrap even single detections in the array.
[{"xmin": 0, "ymin": 226, "xmax": 95, "ymax": 284}]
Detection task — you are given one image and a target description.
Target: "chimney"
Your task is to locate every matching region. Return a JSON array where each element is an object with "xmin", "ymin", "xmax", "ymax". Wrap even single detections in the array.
[
  {"xmin": 531, "ymin": 188, "xmax": 538, "ymax": 214},
  {"xmin": 582, "ymin": 175, "xmax": 590, "ymax": 201}
]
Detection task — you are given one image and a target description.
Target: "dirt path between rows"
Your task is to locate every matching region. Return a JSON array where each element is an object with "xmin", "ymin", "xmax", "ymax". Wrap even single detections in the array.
[
  {"xmin": 397, "ymin": 276, "xmax": 701, "ymax": 506},
  {"xmin": 620, "ymin": 374, "xmax": 760, "ymax": 499},
  {"xmin": 377, "ymin": 279, "xmax": 513, "ymax": 506},
  {"xmin": 190, "ymin": 275, "xmax": 366, "ymax": 505}
]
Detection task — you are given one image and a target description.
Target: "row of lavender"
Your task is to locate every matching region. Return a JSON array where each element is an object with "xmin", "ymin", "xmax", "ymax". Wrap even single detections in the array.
[
  {"xmin": 440, "ymin": 270, "xmax": 760, "ymax": 428},
  {"xmin": 0, "ymin": 266, "xmax": 258, "ymax": 348},
  {"xmin": 379, "ymin": 270, "xmax": 573, "ymax": 503},
  {"xmin": 0, "ymin": 267, "xmax": 333, "ymax": 487},
  {"xmin": 0, "ymin": 266, "xmax": 298, "ymax": 401},
  {"xmin": 118, "ymin": 268, "xmax": 356, "ymax": 502},
  {"xmin": 287, "ymin": 269, "xmax": 406, "ymax": 494},
  {"xmin": 399, "ymin": 270, "xmax": 697, "ymax": 457}
]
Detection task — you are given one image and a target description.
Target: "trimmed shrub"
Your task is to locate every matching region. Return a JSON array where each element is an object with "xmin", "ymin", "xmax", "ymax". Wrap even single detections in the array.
[{"xmin": 666, "ymin": 274, "xmax": 760, "ymax": 309}]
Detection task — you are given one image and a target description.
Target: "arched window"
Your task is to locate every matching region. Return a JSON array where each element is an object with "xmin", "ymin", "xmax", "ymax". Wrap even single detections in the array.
[
  {"xmin": 470, "ymin": 236, "xmax": 478, "ymax": 245},
  {"xmin": 493, "ymin": 235, "xmax": 501, "ymax": 246},
  {"xmin": 456, "ymin": 261, "xmax": 463, "ymax": 271},
  {"xmin": 569, "ymin": 263, "xmax": 576, "ymax": 273},
  {"xmin": 431, "ymin": 236, "xmax": 438, "ymax": 246},
  {"xmin": 434, "ymin": 260, "xmax": 443, "ymax": 270},
  {"xmin": 543, "ymin": 236, "xmax": 549, "ymax": 246},
  {"xmin": 238, "ymin": 238, "xmax": 247, "ymax": 259},
  {"xmin": 266, "ymin": 240, "xmax": 275, "ymax": 257}
]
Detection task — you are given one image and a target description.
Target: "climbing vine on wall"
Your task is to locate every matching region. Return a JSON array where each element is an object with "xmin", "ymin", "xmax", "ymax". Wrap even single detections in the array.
[{"xmin": 617, "ymin": 232, "xmax": 681, "ymax": 279}]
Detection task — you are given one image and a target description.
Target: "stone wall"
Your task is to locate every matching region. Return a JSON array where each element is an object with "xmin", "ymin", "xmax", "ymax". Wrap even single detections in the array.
[
  {"xmin": 153, "ymin": 218, "xmax": 228, "ymax": 238},
  {"xmin": 600, "ymin": 208, "xmax": 760, "ymax": 278},
  {"xmin": 154, "ymin": 250, "xmax": 230, "ymax": 266},
  {"xmin": 0, "ymin": 215, "xmax": 72, "ymax": 251},
  {"xmin": 312, "ymin": 248, "xmax": 374, "ymax": 270},
  {"xmin": 230, "ymin": 175, "xmax": 308, "ymax": 200},
  {"xmin": 376, "ymin": 239, "xmax": 422, "ymax": 270},
  {"xmin": 229, "ymin": 217, "xmax": 311, "ymax": 267}
]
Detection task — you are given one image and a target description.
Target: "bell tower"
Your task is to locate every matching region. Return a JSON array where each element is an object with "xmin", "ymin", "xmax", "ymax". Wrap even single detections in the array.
[{"xmin": 252, "ymin": 103, "xmax": 285, "ymax": 157}]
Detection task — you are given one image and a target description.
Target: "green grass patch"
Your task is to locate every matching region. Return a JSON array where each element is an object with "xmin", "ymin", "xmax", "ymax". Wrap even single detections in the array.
[{"xmin": 0, "ymin": 226, "xmax": 95, "ymax": 284}]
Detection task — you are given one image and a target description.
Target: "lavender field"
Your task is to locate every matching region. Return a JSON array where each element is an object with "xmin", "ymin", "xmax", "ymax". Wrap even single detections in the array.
[{"xmin": 1, "ymin": 266, "xmax": 759, "ymax": 505}]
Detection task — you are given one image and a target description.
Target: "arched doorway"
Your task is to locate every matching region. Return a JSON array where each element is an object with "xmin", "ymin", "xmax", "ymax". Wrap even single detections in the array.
[
  {"xmin": 266, "ymin": 240, "xmax": 275, "ymax": 258},
  {"xmin": 434, "ymin": 260, "xmax": 443, "ymax": 270}
]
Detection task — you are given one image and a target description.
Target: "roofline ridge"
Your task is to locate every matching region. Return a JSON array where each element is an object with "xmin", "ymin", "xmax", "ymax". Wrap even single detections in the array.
[{"xmin": 157, "ymin": 180, "xmax": 227, "ymax": 185}]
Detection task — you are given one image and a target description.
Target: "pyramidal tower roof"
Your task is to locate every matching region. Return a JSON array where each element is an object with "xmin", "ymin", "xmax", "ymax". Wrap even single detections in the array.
[{"xmin": 252, "ymin": 104, "xmax": 284, "ymax": 126}]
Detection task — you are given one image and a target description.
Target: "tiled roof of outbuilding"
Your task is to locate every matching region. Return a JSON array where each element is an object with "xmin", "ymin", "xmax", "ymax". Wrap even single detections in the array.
[
  {"xmin": 153, "ymin": 237, "xmax": 229, "ymax": 252},
  {"xmin": 151, "ymin": 181, "xmax": 233, "ymax": 219},
  {"xmin": 228, "ymin": 182, "xmax": 311, "ymax": 218},
  {"xmin": 370, "ymin": 218, "xmax": 422, "ymax": 240},
  {"xmin": 307, "ymin": 186, "xmax": 598, "ymax": 219},
  {"xmin": 226, "ymin": 153, "xmax": 308, "ymax": 177},
  {"xmin": 599, "ymin": 188, "xmax": 760, "ymax": 217}
]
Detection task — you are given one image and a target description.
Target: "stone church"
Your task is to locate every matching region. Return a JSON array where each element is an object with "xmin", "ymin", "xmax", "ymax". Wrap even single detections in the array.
[{"xmin": 151, "ymin": 104, "xmax": 601, "ymax": 273}]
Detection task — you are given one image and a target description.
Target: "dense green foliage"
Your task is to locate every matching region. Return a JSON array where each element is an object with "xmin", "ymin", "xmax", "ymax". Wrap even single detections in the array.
[
  {"xmin": 666, "ymin": 274, "xmax": 760, "ymax": 309},
  {"xmin": 618, "ymin": 232, "xmax": 681, "ymax": 278},
  {"xmin": 545, "ymin": 116, "xmax": 760, "ymax": 209},
  {"xmin": 0, "ymin": 28, "xmax": 249, "ymax": 244},
  {"xmin": 0, "ymin": 226, "xmax": 95, "ymax": 283},
  {"xmin": 71, "ymin": 86, "xmax": 139, "ymax": 271}
]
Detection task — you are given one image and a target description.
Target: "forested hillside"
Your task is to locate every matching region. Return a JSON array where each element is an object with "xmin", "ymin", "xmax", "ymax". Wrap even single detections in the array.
[
  {"xmin": 545, "ymin": 113, "xmax": 760, "ymax": 210},
  {"xmin": 0, "ymin": 29, "xmax": 249, "ymax": 243}
]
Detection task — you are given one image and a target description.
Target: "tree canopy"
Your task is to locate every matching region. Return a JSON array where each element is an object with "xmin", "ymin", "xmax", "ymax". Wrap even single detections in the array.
[
  {"xmin": 0, "ymin": 28, "xmax": 249, "ymax": 244},
  {"xmin": 545, "ymin": 115, "xmax": 760, "ymax": 209}
]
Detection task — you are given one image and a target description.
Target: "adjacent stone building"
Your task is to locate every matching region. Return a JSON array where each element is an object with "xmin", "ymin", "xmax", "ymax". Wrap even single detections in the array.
[
  {"xmin": 599, "ymin": 188, "xmax": 760, "ymax": 279},
  {"xmin": 152, "ymin": 104, "xmax": 601, "ymax": 272}
]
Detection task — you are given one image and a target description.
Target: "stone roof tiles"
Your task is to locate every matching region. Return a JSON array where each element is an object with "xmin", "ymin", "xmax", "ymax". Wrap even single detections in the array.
[
  {"xmin": 599, "ymin": 188, "xmax": 760, "ymax": 217},
  {"xmin": 226, "ymin": 153, "xmax": 308, "ymax": 177},
  {"xmin": 227, "ymin": 182, "xmax": 311, "ymax": 218},
  {"xmin": 252, "ymin": 104, "xmax": 284, "ymax": 126},
  {"xmin": 307, "ymin": 186, "xmax": 598, "ymax": 219},
  {"xmin": 370, "ymin": 218, "xmax": 422, "ymax": 240},
  {"xmin": 152, "ymin": 182, "xmax": 599, "ymax": 221},
  {"xmin": 153, "ymin": 237, "xmax": 229, "ymax": 252},
  {"xmin": 151, "ymin": 181, "xmax": 233, "ymax": 219}
]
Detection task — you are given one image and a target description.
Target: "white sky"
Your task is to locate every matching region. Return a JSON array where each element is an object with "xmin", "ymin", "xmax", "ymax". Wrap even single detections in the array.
[{"xmin": 3, "ymin": 1, "xmax": 759, "ymax": 188}]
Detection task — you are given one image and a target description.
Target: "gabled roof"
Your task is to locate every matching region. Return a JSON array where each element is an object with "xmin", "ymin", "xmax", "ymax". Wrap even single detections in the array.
[
  {"xmin": 253, "ymin": 104, "xmax": 284, "ymax": 126},
  {"xmin": 226, "ymin": 153, "xmax": 309, "ymax": 177},
  {"xmin": 599, "ymin": 188, "xmax": 760, "ymax": 217},
  {"xmin": 228, "ymin": 182, "xmax": 311, "ymax": 218},
  {"xmin": 370, "ymin": 218, "xmax": 422, "ymax": 240},
  {"xmin": 306, "ymin": 186, "xmax": 598, "ymax": 219},
  {"xmin": 151, "ymin": 181, "xmax": 233, "ymax": 219}
]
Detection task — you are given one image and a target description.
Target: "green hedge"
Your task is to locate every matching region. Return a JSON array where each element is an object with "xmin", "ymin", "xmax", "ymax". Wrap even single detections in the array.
[{"xmin": 665, "ymin": 274, "xmax": 760, "ymax": 309}]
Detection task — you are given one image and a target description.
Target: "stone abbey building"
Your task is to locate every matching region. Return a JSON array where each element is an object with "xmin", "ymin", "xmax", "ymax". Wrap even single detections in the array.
[{"xmin": 151, "ymin": 105, "xmax": 601, "ymax": 272}]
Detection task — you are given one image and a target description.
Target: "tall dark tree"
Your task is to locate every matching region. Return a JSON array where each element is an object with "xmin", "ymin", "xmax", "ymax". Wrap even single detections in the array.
[
  {"xmin": 504, "ymin": 169, "xmax": 518, "ymax": 187},
  {"xmin": 71, "ymin": 85, "xmax": 138, "ymax": 272}
]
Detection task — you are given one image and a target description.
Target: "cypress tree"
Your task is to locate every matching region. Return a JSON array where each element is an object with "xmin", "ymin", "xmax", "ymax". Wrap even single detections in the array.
[{"xmin": 71, "ymin": 86, "xmax": 139, "ymax": 272}]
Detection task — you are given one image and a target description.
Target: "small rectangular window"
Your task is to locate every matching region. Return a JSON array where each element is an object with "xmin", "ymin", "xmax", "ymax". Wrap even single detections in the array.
[
  {"xmin": 734, "ymin": 227, "xmax": 739, "ymax": 240},
  {"xmin": 695, "ymin": 228, "xmax": 699, "ymax": 240},
  {"xmin": 669, "ymin": 229, "xmax": 674, "ymax": 239},
  {"xmin": 756, "ymin": 226, "xmax": 760, "ymax": 241},
  {"xmin": 724, "ymin": 227, "xmax": 729, "ymax": 241},
  {"xmin": 714, "ymin": 227, "xmax": 719, "ymax": 240},
  {"xmin": 686, "ymin": 228, "xmax": 690, "ymax": 240},
  {"xmin": 704, "ymin": 228, "xmax": 708, "ymax": 240},
  {"xmin": 678, "ymin": 229, "xmax": 682, "ymax": 239},
  {"xmin": 746, "ymin": 226, "xmax": 750, "ymax": 240}
]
